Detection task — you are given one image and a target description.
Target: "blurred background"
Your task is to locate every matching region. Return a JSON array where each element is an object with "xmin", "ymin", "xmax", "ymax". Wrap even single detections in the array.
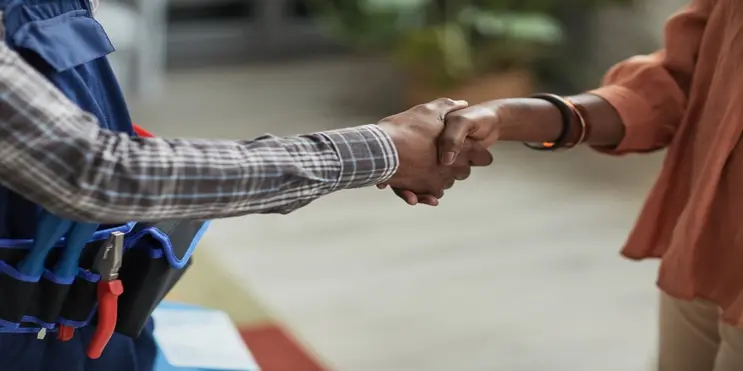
[{"xmin": 97, "ymin": 0, "xmax": 684, "ymax": 370}]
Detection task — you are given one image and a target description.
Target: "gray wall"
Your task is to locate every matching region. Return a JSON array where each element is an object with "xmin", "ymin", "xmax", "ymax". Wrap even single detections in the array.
[{"xmin": 586, "ymin": 0, "xmax": 686, "ymax": 84}]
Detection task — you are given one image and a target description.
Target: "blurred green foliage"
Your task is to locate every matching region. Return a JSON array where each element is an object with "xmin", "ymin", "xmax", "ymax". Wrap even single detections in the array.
[{"xmin": 313, "ymin": 0, "xmax": 632, "ymax": 88}]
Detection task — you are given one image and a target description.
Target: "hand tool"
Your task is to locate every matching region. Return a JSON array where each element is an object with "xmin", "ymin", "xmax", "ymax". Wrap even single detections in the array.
[
  {"xmin": 132, "ymin": 124, "xmax": 154, "ymax": 138},
  {"xmin": 53, "ymin": 223, "xmax": 100, "ymax": 280},
  {"xmin": 54, "ymin": 222, "xmax": 99, "ymax": 341},
  {"xmin": 86, "ymin": 231, "xmax": 124, "ymax": 359},
  {"xmin": 59, "ymin": 124, "xmax": 145, "ymax": 342},
  {"xmin": 57, "ymin": 323, "xmax": 75, "ymax": 342},
  {"xmin": 16, "ymin": 212, "xmax": 74, "ymax": 277},
  {"xmin": 57, "ymin": 124, "xmax": 148, "ymax": 341}
]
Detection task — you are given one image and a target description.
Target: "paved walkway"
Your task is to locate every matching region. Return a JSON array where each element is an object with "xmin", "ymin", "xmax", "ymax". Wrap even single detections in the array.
[{"xmin": 132, "ymin": 57, "xmax": 666, "ymax": 371}]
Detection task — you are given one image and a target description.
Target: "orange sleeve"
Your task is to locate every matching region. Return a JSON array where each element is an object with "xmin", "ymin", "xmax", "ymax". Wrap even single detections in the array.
[{"xmin": 589, "ymin": 0, "xmax": 713, "ymax": 154}]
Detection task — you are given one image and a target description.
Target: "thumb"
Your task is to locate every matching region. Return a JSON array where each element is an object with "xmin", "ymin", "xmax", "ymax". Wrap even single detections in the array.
[{"xmin": 438, "ymin": 116, "xmax": 475, "ymax": 165}]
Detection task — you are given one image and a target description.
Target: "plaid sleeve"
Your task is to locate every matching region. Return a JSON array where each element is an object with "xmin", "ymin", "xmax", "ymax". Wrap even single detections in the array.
[
  {"xmin": 321, "ymin": 125, "xmax": 398, "ymax": 190},
  {"xmin": 0, "ymin": 42, "xmax": 398, "ymax": 223}
]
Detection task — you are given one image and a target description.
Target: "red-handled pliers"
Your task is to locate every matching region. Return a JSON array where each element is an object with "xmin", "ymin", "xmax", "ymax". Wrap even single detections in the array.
[
  {"xmin": 59, "ymin": 124, "xmax": 150, "ymax": 343},
  {"xmin": 86, "ymin": 231, "xmax": 125, "ymax": 359},
  {"xmin": 133, "ymin": 124, "xmax": 154, "ymax": 138}
]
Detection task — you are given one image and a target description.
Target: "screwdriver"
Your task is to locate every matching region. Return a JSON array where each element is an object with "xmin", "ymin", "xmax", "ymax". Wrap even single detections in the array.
[
  {"xmin": 53, "ymin": 223, "xmax": 100, "ymax": 280},
  {"xmin": 17, "ymin": 212, "xmax": 73, "ymax": 277}
]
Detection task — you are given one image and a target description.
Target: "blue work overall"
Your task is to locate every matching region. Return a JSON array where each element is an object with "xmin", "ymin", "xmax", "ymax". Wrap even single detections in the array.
[{"xmin": 0, "ymin": 0, "xmax": 156, "ymax": 370}]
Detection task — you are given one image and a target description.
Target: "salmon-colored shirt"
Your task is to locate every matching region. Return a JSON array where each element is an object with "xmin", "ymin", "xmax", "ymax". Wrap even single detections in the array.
[{"xmin": 590, "ymin": 0, "xmax": 743, "ymax": 326}]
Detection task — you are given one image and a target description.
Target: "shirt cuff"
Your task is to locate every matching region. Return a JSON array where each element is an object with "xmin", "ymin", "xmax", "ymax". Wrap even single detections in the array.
[
  {"xmin": 589, "ymin": 85, "xmax": 677, "ymax": 155},
  {"xmin": 321, "ymin": 124, "xmax": 399, "ymax": 191}
]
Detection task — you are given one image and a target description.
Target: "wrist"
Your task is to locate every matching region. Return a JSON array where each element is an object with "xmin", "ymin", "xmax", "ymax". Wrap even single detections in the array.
[
  {"xmin": 491, "ymin": 98, "xmax": 563, "ymax": 144},
  {"xmin": 492, "ymin": 93, "xmax": 624, "ymax": 148}
]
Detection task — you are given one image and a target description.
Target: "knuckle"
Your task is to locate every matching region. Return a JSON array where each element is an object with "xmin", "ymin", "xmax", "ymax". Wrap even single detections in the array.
[
  {"xmin": 420, "ymin": 106, "xmax": 437, "ymax": 117},
  {"xmin": 476, "ymin": 150, "xmax": 495, "ymax": 166},
  {"xmin": 455, "ymin": 165, "xmax": 471, "ymax": 177},
  {"xmin": 411, "ymin": 102, "xmax": 432, "ymax": 114},
  {"xmin": 439, "ymin": 98, "xmax": 457, "ymax": 107},
  {"xmin": 440, "ymin": 173, "xmax": 456, "ymax": 187},
  {"xmin": 425, "ymin": 99, "xmax": 454, "ymax": 112},
  {"xmin": 445, "ymin": 113, "xmax": 473, "ymax": 132},
  {"xmin": 484, "ymin": 152, "xmax": 495, "ymax": 165},
  {"xmin": 431, "ymin": 98, "xmax": 459, "ymax": 117},
  {"xmin": 445, "ymin": 112, "xmax": 465, "ymax": 124},
  {"xmin": 435, "ymin": 97, "xmax": 456, "ymax": 106}
]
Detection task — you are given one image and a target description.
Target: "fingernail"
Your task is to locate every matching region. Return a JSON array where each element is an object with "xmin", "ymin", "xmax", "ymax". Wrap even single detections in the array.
[
  {"xmin": 442, "ymin": 152, "xmax": 457, "ymax": 165},
  {"xmin": 457, "ymin": 100, "xmax": 468, "ymax": 105}
]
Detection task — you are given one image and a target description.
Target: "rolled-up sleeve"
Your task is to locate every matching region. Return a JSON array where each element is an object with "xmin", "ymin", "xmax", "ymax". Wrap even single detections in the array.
[{"xmin": 590, "ymin": 0, "xmax": 712, "ymax": 154}]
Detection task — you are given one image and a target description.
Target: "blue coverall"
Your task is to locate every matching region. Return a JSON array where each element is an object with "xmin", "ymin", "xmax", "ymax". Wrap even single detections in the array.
[{"xmin": 0, "ymin": 0, "xmax": 158, "ymax": 369}]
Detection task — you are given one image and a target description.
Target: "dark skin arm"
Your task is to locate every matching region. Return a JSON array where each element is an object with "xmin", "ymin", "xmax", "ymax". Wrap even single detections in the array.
[
  {"xmin": 438, "ymin": 93, "xmax": 625, "ymax": 164},
  {"xmin": 383, "ymin": 93, "xmax": 626, "ymax": 205}
]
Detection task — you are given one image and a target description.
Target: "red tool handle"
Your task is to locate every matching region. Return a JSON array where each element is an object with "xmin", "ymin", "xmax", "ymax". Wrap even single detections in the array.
[
  {"xmin": 86, "ymin": 280, "xmax": 124, "ymax": 359},
  {"xmin": 133, "ymin": 124, "xmax": 155, "ymax": 138},
  {"xmin": 57, "ymin": 325, "xmax": 75, "ymax": 342}
]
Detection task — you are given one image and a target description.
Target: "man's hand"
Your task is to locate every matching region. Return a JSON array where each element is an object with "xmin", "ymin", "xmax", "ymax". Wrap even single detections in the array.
[
  {"xmin": 378, "ymin": 101, "xmax": 500, "ymax": 206},
  {"xmin": 376, "ymin": 98, "xmax": 493, "ymax": 205}
]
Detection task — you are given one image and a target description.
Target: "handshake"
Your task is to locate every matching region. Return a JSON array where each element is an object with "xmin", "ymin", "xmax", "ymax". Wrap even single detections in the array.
[{"xmin": 376, "ymin": 98, "xmax": 500, "ymax": 206}]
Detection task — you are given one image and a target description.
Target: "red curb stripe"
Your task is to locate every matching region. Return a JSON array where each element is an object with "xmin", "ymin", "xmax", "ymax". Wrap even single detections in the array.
[{"xmin": 239, "ymin": 323, "xmax": 328, "ymax": 371}]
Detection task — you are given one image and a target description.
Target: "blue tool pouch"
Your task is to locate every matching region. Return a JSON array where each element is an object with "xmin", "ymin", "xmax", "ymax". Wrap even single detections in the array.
[
  {"xmin": 0, "ymin": 220, "xmax": 207, "ymax": 337},
  {"xmin": 116, "ymin": 220, "xmax": 208, "ymax": 335},
  {"xmin": 0, "ymin": 0, "xmax": 208, "ymax": 339}
]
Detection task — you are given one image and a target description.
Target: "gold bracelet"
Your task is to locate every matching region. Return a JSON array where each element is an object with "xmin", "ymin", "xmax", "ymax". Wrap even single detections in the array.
[{"xmin": 564, "ymin": 97, "xmax": 587, "ymax": 147}]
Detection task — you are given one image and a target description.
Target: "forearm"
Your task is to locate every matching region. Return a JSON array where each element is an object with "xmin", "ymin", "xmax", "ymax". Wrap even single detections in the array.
[
  {"xmin": 492, "ymin": 0, "xmax": 713, "ymax": 150},
  {"xmin": 0, "ymin": 123, "xmax": 397, "ymax": 224},
  {"xmin": 493, "ymin": 94, "xmax": 625, "ymax": 147},
  {"xmin": 0, "ymin": 43, "xmax": 398, "ymax": 223}
]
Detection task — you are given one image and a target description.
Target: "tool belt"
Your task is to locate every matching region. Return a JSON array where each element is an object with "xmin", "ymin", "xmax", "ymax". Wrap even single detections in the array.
[{"xmin": 0, "ymin": 219, "xmax": 207, "ymax": 338}]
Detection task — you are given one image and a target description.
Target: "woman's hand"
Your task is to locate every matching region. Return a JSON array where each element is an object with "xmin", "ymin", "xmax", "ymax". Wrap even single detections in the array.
[
  {"xmin": 379, "ymin": 94, "xmax": 626, "ymax": 205},
  {"xmin": 437, "ymin": 104, "xmax": 502, "ymax": 165}
]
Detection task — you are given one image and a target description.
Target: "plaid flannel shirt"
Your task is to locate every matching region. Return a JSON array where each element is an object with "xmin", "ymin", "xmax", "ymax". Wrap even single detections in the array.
[{"xmin": 0, "ymin": 42, "xmax": 399, "ymax": 223}]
